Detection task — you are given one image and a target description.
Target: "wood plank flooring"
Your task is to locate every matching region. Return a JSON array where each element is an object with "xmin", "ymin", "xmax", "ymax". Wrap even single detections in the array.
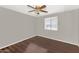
[{"xmin": 0, "ymin": 36, "xmax": 79, "ymax": 53}]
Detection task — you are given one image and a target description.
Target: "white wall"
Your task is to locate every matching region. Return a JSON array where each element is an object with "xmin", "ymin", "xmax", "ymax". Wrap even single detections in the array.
[
  {"xmin": 0, "ymin": 7, "xmax": 79, "ymax": 49},
  {"xmin": 0, "ymin": 7, "xmax": 36, "ymax": 48},
  {"xmin": 36, "ymin": 9, "xmax": 79, "ymax": 45}
]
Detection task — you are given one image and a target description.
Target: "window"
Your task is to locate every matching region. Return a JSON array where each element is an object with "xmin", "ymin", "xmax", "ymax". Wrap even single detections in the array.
[{"xmin": 44, "ymin": 16, "xmax": 58, "ymax": 31}]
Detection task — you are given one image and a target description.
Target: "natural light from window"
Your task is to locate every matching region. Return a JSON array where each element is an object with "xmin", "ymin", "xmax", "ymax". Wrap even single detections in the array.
[{"xmin": 44, "ymin": 16, "xmax": 58, "ymax": 31}]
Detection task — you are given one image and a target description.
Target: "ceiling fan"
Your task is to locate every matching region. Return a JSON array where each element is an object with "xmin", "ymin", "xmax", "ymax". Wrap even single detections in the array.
[{"xmin": 27, "ymin": 5, "xmax": 48, "ymax": 15}]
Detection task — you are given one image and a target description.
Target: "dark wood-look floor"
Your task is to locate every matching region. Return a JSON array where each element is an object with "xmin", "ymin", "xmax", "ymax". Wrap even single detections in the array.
[{"xmin": 0, "ymin": 36, "xmax": 79, "ymax": 53}]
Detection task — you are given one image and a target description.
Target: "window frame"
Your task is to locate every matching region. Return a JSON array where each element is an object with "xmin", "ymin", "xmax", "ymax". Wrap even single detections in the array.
[{"xmin": 44, "ymin": 16, "xmax": 58, "ymax": 31}]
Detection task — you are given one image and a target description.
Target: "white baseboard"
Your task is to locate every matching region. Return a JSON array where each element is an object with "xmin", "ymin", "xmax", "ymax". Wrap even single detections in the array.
[
  {"xmin": 0, "ymin": 35, "xmax": 79, "ymax": 49},
  {"xmin": 0, "ymin": 35, "xmax": 36, "ymax": 49},
  {"xmin": 38, "ymin": 35, "xmax": 79, "ymax": 46}
]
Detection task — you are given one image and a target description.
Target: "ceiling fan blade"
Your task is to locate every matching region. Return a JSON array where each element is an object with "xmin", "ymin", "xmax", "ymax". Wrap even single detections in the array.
[
  {"xmin": 40, "ymin": 5, "xmax": 46, "ymax": 9},
  {"xmin": 27, "ymin": 5, "xmax": 35, "ymax": 9},
  {"xmin": 40, "ymin": 10, "xmax": 48, "ymax": 13},
  {"xmin": 28, "ymin": 10, "xmax": 35, "ymax": 12}
]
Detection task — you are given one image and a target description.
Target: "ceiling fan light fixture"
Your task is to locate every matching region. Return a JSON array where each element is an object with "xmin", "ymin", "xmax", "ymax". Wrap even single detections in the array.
[{"xmin": 27, "ymin": 5, "xmax": 48, "ymax": 15}]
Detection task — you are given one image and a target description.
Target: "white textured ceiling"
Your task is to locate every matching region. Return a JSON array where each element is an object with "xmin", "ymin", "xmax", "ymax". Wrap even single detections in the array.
[{"xmin": 1, "ymin": 5, "xmax": 79, "ymax": 17}]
